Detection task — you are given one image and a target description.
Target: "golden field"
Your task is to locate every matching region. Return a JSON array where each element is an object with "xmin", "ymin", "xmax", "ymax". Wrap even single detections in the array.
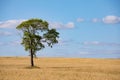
[{"xmin": 0, "ymin": 57, "xmax": 120, "ymax": 80}]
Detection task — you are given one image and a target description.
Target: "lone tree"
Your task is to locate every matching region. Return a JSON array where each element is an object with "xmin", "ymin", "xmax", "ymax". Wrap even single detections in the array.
[{"xmin": 16, "ymin": 18, "xmax": 59, "ymax": 67}]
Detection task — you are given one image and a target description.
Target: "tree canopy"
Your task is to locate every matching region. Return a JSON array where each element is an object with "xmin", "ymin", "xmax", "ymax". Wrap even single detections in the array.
[{"xmin": 16, "ymin": 18, "xmax": 59, "ymax": 66}]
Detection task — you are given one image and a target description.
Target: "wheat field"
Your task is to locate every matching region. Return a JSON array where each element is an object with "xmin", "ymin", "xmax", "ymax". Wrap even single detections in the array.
[{"xmin": 0, "ymin": 57, "xmax": 120, "ymax": 80}]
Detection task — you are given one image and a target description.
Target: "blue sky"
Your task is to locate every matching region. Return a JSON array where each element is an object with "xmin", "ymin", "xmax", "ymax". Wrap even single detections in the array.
[{"xmin": 0, "ymin": 0, "xmax": 120, "ymax": 58}]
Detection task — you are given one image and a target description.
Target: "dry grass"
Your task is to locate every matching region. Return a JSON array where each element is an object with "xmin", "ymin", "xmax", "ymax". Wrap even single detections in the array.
[{"xmin": 0, "ymin": 57, "xmax": 120, "ymax": 80}]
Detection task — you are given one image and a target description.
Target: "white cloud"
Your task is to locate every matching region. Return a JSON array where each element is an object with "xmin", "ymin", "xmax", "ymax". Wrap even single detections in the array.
[
  {"xmin": 77, "ymin": 18, "xmax": 84, "ymax": 22},
  {"xmin": 0, "ymin": 31, "xmax": 12, "ymax": 36},
  {"xmin": 65, "ymin": 22, "xmax": 74, "ymax": 28},
  {"xmin": 82, "ymin": 41, "xmax": 120, "ymax": 47},
  {"xmin": 92, "ymin": 18, "xmax": 100, "ymax": 23},
  {"xmin": 90, "ymin": 15, "xmax": 120, "ymax": 24},
  {"xmin": 56, "ymin": 38, "xmax": 73, "ymax": 46},
  {"xmin": 83, "ymin": 41, "xmax": 100, "ymax": 45},
  {"xmin": 102, "ymin": 15, "xmax": 120, "ymax": 24},
  {"xmin": 78, "ymin": 48, "xmax": 120, "ymax": 55},
  {"xmin": 0, "ymin": 19, "xmax": 26, "ymax": 28},
  {"xmin": 49, "ymin": 22, "xmax": 75, "ymax": 29},
  {"xmin": 0, "ymin": 19, "xmax": 75, "ymax": 29}
]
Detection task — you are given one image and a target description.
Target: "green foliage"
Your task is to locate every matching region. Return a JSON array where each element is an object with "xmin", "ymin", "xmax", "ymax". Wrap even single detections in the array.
[
  {"xmin": 44, "ymin": 29, "xmax": 59, "ymax": 47},
  {"xmin": 16, "ymin": 18, "xmax": 59, "ymax": 55}
]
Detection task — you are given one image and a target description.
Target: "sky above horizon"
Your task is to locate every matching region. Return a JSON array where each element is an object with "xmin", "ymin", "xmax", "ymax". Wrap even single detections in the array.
[{"xmin": 0, "ymin": 0, "xmax": 120, "ymax": 58}]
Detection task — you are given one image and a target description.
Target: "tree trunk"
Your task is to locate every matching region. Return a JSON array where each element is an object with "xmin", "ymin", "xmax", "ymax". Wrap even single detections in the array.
[{"xmin": 30, "ymin": 49, "xmax": 34, "ymax": 67}]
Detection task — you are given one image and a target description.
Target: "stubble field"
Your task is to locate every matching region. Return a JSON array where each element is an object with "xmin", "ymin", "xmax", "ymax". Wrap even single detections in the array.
[{"xmin": 0, "ymin": 57, "xmax": 120, "ymax": 80}]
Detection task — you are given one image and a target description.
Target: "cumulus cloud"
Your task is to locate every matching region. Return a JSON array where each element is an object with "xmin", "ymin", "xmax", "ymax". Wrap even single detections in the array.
[
  {"xmin": 0, "ymin": 19, "xmax": 26, "ymax": 28},
  {"xmin": 0, "ymin": 19, "xmax": 75, "ymax": 29},
  {"xmin": 82, "ymin": 41, "xmax": 120, "ymax": 47},
  {"xmin": 49, "ymin": 22, "xmax": 75, "ymax": 29},
  {"xmin": 102, "ymin": 15, "xmax": 120, "ymax": 24}
]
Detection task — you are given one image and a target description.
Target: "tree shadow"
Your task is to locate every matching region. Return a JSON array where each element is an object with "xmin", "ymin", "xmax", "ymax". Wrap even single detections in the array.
[{"xmin": 25, "ymin": 66, "xmax": 40, "ymax": 69}]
